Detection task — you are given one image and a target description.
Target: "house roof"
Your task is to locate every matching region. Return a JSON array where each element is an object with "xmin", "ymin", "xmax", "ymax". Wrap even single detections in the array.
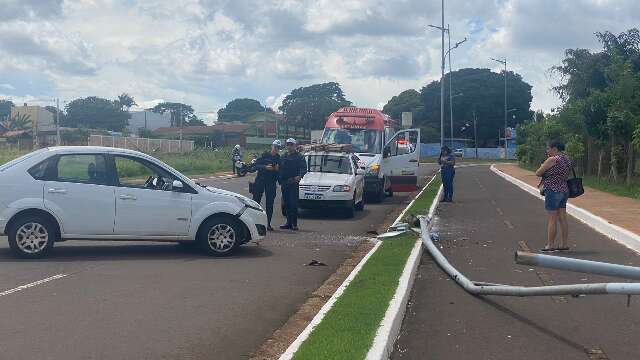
[{"xmin": 3, "ymin": 130, "xmax": 31, "ymax": 138}]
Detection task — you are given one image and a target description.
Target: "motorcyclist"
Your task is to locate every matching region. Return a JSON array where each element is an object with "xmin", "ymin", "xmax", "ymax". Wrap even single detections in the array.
[
  {"xmin": 279, "ymin": 138, "xmax": 307, "ymax": 231},
  {"xmin": 252, "ymin": 140, "xmax": 281, "ymax": 231},
  {"xmin": 232, "ymin": 144, "xmax": 242, "ymax": 176}
]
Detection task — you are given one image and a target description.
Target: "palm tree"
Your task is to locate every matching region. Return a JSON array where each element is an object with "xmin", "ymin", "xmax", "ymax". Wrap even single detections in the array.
[
  {"xmin": 1, "ymin": 113, "xmax": 31, "ymax": 131},
  {"xmin": 117, "ymin": 93, "xmax": 137, "ymax": 111}
]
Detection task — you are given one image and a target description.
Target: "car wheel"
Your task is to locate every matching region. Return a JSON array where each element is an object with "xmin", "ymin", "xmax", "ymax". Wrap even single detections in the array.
[
  {"xmin": 385, "ymin": 186, "xmax": 394, "ymax": 197},
  {"xmin": 198, "ymin": 216, "xmax": 243, "ymax": 256},
  {"xmin": 8, "ymin": 215, "xmax": 57, "ymax": 259},
  {"xmin": 355, "ymin": 191, "xmax": 365, "ymax": 211},
  {"xmin": 374, "ymin": 183, "xmax": 385, "ymax": 203},
  {"xmin": 345, "ymin": 198, "xmax": 355, "ymax": 218}
]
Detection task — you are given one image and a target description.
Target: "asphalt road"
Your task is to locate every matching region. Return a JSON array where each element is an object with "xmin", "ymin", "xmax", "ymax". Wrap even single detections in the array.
[
  {"xmin": 393, "ymin": 166, "xmax": 640, "ymax": 360},
  {"xmin": 0, "ymin": 164, "xmax": 436, "ymax": 360}
]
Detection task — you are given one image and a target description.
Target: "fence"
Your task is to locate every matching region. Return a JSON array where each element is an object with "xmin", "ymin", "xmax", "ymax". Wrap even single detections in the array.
[
  {"xmin": 420, "ymin": 143, "xmax": 517, "ymax": 160},
  {"xmin": 89, "ymin": 135, "xmax": 194, "ymax": 153}
]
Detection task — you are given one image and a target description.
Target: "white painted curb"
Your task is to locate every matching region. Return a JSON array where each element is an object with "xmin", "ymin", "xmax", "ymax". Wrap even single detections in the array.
[
  {"xmin": 365, "ymin": 183, "xmax": 443, "ymax": 360},
  {"xmin": 490, "ymin": 165, "xmax": 640, "ymax": 254},
  {"xmin": 279, "ymin": 240, "xmax": 382, "ymax": 360}
]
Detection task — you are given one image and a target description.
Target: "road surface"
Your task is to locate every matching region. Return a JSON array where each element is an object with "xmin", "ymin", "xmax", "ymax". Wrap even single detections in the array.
[
  {"xmin": 393, "ymin": 165, "xmax": 640, "ymax": 360},
  {"xmin": 0, "ymin": 165, "xmax": 435, "ymax": 360}
]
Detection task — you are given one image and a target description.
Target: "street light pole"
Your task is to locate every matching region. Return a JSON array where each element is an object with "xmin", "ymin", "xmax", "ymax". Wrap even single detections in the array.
[
  {"xmin": 446, "ymin": 29, "xmax": 467, "ymax": 149},
  {"xmin": 428, "ymin": 0, "xmax": 446, "ymax": 147},
  {"xmin": 56, "ymin": 98, "xmax": 61, "ymax": 146},
  {"xmin": 491, "ymin": 57, "xmax": 507, "ymax": 159}
]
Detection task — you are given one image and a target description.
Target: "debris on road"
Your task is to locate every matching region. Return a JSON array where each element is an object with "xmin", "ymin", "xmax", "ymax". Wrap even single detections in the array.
[{"xmin": 306, "ymin": 260, "xmax": 327, "ymax": 266}]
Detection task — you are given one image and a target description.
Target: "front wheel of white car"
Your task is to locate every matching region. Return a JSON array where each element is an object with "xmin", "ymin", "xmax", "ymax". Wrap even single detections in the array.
[
  {"xmin": 8, "ymin": 215, "xmax": 57, "ymax": 259},
  {"xmin": 198, "ymin": 216, "xmax": 243, "ymax": 256}
]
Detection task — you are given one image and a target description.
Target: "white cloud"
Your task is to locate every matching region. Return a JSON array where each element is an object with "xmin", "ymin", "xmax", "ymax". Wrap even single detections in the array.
[{"xmin": 0, "ymin": 0, "xmax": 638, "ymax": 116}]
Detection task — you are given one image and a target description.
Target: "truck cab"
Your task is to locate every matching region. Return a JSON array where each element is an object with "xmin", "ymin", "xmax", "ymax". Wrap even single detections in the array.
[{"xmin": 320, "ymin": 107, "xmax": 420, "ymax": 202}]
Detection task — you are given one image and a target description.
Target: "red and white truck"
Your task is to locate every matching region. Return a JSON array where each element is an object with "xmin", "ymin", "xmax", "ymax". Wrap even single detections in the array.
[{"xmin": 320, "ymin": 107, "xmax": 420, "ymax": 202}]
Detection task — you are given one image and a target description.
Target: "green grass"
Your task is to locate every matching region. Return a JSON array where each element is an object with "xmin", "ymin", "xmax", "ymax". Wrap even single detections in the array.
[
  {"xmin": 0, "ymin": 147, "xmax": 267, "ymax": 176},
  {"xmin": 292, "ymin": 178, "xmax": 440, "ymax": 360},
  {"xmin": 582, "ymin": 176, "xmax": 640, "ymax": 200},
  {"xmin": 292, "ymin": 233, "xmax": 417, "ymax": 360}
]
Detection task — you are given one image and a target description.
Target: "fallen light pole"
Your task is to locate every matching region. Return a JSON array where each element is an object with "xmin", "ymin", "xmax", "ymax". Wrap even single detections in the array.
[
  {"xmin": 418, "ymin": 216, "xmax": 640, "ymax": 298},
  {"xmin": 516, "ymin": 251, "xmax": 640, "ymax": 281}
]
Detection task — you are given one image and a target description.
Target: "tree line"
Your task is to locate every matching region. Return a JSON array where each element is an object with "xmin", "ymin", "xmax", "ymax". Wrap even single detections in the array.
[{"xmin": 517, "ymin": 29, "xmax": 640, "ymax": 185}]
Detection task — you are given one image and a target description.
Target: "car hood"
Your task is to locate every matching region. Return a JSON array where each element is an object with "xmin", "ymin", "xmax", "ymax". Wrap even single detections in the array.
[
  {"xmin": 301, "ymin": 172, "xmax": 352, "ymax": 185},
  {"xmin": 204, "ymin": 186, "xmax": 263, "ymax": 209}
]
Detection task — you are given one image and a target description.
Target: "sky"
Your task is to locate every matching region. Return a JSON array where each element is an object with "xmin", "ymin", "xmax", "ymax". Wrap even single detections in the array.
[{"xmin": 0, "ymin": 0, "xmax": 638, "ymax": 123}]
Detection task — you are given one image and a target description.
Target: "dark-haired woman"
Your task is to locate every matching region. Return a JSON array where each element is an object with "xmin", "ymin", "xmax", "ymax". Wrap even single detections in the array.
[
  {"xmin": 536, "ymin": 140, "xmax": 572, "ymax": 252},
  {"xmin": 439, "ymin": 146, "xmax": 456, "ymax": 202}
]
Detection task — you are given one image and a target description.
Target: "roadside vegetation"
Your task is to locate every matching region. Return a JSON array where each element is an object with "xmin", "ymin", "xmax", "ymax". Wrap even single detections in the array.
[
  {"xmin": 0, "ymin": 147, "xmax": 267, "ymax": 176},
  {"xmin": 292, "ymin": 177, "xmax": 440, "ymax": 360},
  {"xmin": 517, "ymin": 29, "xmax": 640, "ymax": 199}
]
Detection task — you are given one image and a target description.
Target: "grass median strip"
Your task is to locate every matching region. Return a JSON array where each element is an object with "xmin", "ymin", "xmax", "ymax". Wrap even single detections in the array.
[{"xmin": 291, "ymin": 179, "xmax": 440, "ymax": 360}]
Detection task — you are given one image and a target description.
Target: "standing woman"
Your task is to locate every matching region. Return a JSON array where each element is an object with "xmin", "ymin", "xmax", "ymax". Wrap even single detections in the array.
[
  {"xmin": 439, "ymin": 146, "xmax": 456, "ymax": 202},
  {"xmin": 536, "ymin": 140, "xmax": 572, "ymax": 252}
]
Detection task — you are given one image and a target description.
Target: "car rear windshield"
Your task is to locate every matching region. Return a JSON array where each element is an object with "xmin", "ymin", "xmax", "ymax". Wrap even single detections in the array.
[
  {"xmin": 306, "ymin": 155, "xmax": 352, "ymax": 174},
  {"xmin": 0, "ymin": 149, "xmax": 47, "ymax": 172}
]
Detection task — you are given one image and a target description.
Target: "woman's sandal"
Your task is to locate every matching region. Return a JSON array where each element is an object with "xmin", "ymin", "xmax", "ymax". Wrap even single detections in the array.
[
  {"xmin": 556, "ymin": 247, "xmax": 570, "ymax": 251},
  {"xmin": 540, "ymin": 246, "xmax": 556, "ymax": 252}
]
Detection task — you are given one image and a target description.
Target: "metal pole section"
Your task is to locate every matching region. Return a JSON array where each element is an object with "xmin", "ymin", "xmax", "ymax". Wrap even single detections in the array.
[
  {"xmin": 504, "ymin": 59, "xmax": 507, "ymax": 159},
  {"xmin": 473, "ymin": 110, "xmax": 478, "ymax": 160},
  {"xmin": 516, "ymin": 251, "xmax": 640, "ymax": 281},
  {"xmin": 440, "ymin": 0, "xmax": 445, "ymax": 148},
  {"xmin": 448, "ymin": 24, "xmax": 453, "ymax": 149},
  {"xmin": 179, "ymin": 105, "xmax": 183, "ymax": 152},
  {"xmin": 419, "ymin": 216, "xmax": 640, "ymax": 297},
  {"xmin": 56, "ymin": 98, "xmax": 61, "ymax": 146}
]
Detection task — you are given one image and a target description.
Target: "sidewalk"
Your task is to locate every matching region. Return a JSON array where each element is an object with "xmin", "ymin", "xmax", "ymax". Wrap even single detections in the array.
[
  {"xmin": 392, "ymin": 166, "xmax": 640, "ymax": 360},
  {"xmin": 495, "ymin": 164, "xmax": 640, "ymax": 238}
]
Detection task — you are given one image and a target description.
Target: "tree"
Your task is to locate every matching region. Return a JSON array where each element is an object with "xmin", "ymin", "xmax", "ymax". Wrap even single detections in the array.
[
  {"xmin": 419, "ymin": 68, "xmax": 533, "ymax": 146},
  {"xmin": 382, "ymin": 89, "xmax": 425, "ymax": 121},
  {"xmin": 116, "ymin": 93, "xmax": 137, "ymax": 111},
  {"xmin": 217, "ymin": 98, "xmax": 269, "ymax": 122},
  {"xmin": 151, "ymin": 102, "xmax": 201, "ymax": 127},
  {"xmin": 44, "ymin": 105, "xmax": 66, "ymax": 126},
  {"xmin": 279, "ymin": 82, "xmax": 352, "ymax": 131},
  {"xmin": 0, "ymin": 99, "xmax": 13, "ymax": 121},
  {"xmin": 65, "ymin": 96, "xmax": 130, "ymax": 131}
]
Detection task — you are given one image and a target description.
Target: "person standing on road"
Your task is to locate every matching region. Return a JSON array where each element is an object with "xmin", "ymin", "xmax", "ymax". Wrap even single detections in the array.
[
  {"xmin": 279, "ymin": 138, "xmax": 307, "ymax": 231},
  {"xmin": 252, "ymin": 140, "xmax": 282, "ymax": 231},
  {"xmin": 439, "ymin": 146, "xmax": 456, "ymax": 202},
  {"xmin": 536, "ymin": 140, "xmax": 572, "ymax": 252},
  {"xmin": 232, "ymin": 144, "xmax": 242, "ymax": 176}
]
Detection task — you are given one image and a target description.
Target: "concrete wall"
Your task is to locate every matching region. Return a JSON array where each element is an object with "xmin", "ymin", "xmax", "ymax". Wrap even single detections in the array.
[
  {"xmin": 420, "ymin": 143, "xmax": 517, "ymax": 160},
  {"xmin": 89, "ymin": 135, "xmax": 194, "ymax": 153}
]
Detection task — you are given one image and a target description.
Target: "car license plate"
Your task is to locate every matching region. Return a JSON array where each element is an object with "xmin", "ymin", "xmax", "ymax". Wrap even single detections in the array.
[{"xmin": 304, "ymin": 193, "xmax": 323, "ymax": 200}]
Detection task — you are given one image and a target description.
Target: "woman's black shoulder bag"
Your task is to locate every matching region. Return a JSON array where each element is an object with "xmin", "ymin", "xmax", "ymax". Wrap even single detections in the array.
[{"xmin": 567, "ymin": 167, "xmax": 584, "ymax": 198}]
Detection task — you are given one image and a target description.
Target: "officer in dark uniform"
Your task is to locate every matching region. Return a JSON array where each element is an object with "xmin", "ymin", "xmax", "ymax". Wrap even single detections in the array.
[
  {"xmin": 252, "ymin": 139, "xmax": 281, "ymax": 231},
  {"xmin": 279, "ymin": 138, "xmax": 307, "ymax": 231}
]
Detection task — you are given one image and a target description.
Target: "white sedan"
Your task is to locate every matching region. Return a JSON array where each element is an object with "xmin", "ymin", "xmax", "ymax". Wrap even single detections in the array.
[
  {"xmin": 0, "ymin": 147, "xmax": 267, "ymax": 258},
  {"xmin": 298, "ymin": 152, "xmax": 365, "ymax": 218}
]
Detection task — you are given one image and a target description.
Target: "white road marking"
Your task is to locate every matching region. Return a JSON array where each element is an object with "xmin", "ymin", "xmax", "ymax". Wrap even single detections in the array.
[{"xmin": 0, "ymin": 274, "xmax": 68, "ymax": 298}]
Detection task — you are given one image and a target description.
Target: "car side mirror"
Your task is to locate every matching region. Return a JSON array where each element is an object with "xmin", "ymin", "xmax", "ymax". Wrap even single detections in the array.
[
  {"xmin": 356, "ymin": 169, "xmax": 365, "ymax": 175},
  {"xmin": 172, "ymin": 180, "xmax": 184, "ymax": 190}
]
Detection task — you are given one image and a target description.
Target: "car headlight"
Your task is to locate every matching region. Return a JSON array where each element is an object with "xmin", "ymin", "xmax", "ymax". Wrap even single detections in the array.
[
  {"xmin": 333, "ymin": 185, "xmax": 352, "ymax": 192},
  {"xmin": 236, "ymin": 196, "xmax": 264, "ymax": 212},
  {"xmin": 367, "ymin": 164, "xmax": 380, "ymax": 174}
]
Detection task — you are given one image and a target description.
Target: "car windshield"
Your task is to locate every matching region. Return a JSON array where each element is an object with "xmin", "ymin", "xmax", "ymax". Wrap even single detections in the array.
[
  {"xmin": 321, "ymin": 129, "xmax": 382, "ymax": 154},
  {"xmin": 306, "ymin": 155, "xmax": 352, "ymax": 175}
]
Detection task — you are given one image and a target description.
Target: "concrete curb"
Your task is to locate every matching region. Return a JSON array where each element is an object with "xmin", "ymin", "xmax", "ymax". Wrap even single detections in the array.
[
  {"xmin": 365, "ymin": 183, "xmax": 443, "ymax": 360},
  {"xmin": 278, "ymin": 240, "xmax": 383, "ymax": 360},
  {"xmin": 491, "ymin": 165, "xmax": 640, "ymax": 254}
]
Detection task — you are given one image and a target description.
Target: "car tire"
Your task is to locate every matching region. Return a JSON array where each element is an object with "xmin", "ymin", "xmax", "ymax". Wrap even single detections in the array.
[
  {"xmin": 385, "ymin": 186, "xmax": 394, "ymax": 197},
  {"xmin": 197, "ymin": 216, "xmax": 243, "ymax": 256},
  {"xmin": 374, "ymin": 183, "xmax": 385, "ymax": 203},
  {"xmin": 355, "ymin": 192, "xmax": 365, "ymax": 211},
  {"xmin": 345, "ymin": 199, "xmax": 355, "ymax": 218},
  {"xmin": 8, "ymin": 214, "xmax": 57, "ymax": 259}
]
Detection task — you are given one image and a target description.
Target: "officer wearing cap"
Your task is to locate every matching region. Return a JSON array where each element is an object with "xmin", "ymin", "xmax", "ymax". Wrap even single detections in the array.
[
  {"xmin": 279, "ymin": 138, "xmax": 307, "ymax": 231},
  {"xmin": 251, "ymin": 139, "xmax": 282, "ymax": 231}
]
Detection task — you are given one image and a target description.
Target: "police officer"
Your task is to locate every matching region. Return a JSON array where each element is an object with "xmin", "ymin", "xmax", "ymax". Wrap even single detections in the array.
[
  {"xmin": 252, "ymin": 140, "xmax": 281, "ymax": 231},
  {"xmin": 279, "ymin": 138, "xmax": 307, "ymax": 231},
  {"xmin": 232, "ymin": 144, "xmax": 242, "ymax": 176}
]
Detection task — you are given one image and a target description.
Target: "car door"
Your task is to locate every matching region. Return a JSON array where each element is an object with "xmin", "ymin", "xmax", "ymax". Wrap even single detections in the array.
[
  {"xmin": 112, "ymin": 155, "xmax": 192, "ymax": 237},
  {"xmin": 381, "ymin": 129, "xmax": 421, "ymax": 192},
  {"xmin": 44, "ymin": 153, "xmax": 116, "ymax": 236}
]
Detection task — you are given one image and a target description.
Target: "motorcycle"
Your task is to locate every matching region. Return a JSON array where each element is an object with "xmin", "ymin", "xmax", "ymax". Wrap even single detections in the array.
[{"xmin": 234, "ymin": 155, "xmax": 258, "ymax": 177}]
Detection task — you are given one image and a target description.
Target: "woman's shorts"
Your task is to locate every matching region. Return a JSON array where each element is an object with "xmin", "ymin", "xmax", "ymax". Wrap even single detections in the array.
[{"xmin": 544, "ymin": 190, "xmax": 569, "ymax": 211}]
